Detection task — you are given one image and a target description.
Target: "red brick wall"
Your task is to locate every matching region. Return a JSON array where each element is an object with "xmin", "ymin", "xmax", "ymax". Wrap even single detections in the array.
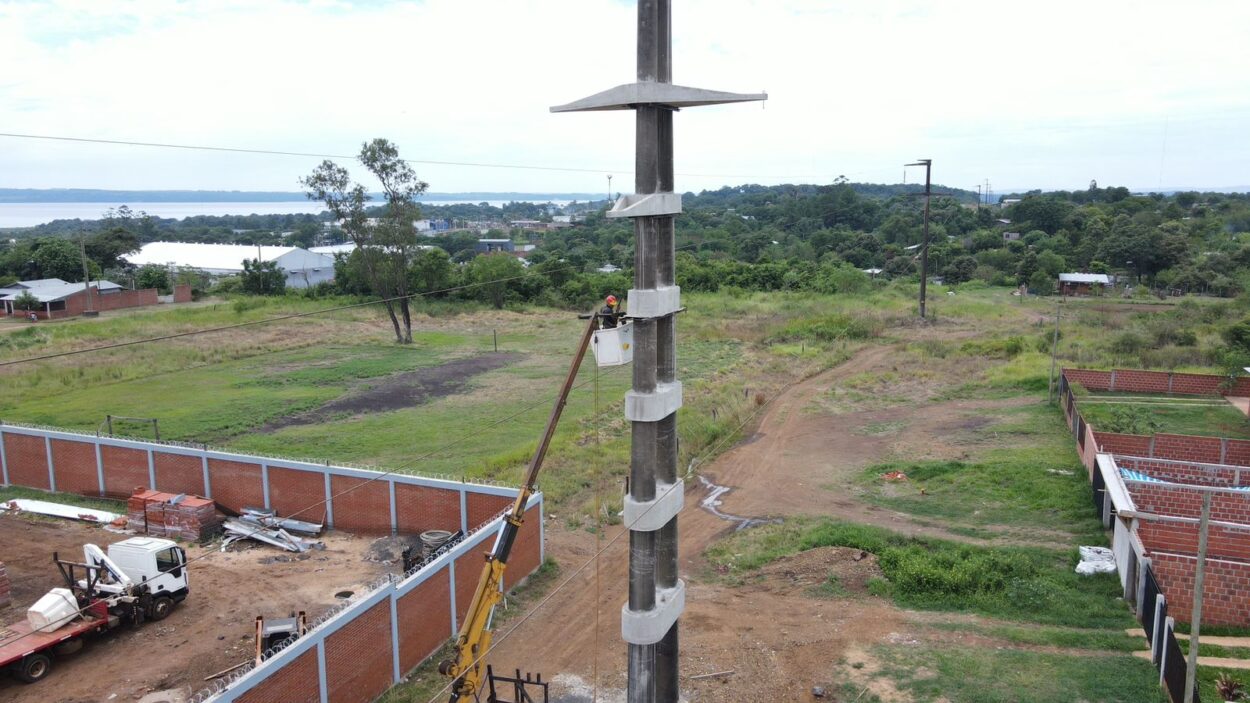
[
  {"xmin": 323, "ymin": 601, "xmax": 394, "ymax": 703},
  {"xmin": 1062, "ymin": 369, "xmax": 1113, "ymax": 391},
  {"xmin": 50, "ymin": 439, "xmax": 98, "ymax": 495},
  {"xmin": 267, "ymin": 466, "xmax": 327, "ymax": 525},
  {"xmin": 5, "ymin": 433, "xmax": 50, "ymax": 490},
  {"xmin": 1225, "ymin": 440, "xmax": 1250, "ymax": 467},
  {"xmin": 394, "ymin": 483, "xmax": 462, "ymax": 535},
  {"xmin": 466, "ymin": 492, "xmax": 512, "ymax": 530},
  {"xmin": 328, "ymin": 475, "xmax": 391, "ymax": 534},
  {"xmin": 153, "ymin": 451, "xmax": 206, "ymax": 496},
  {"xmin": 1118, "ymin": 457, "xmax": 1246, "ymax": 487},
  {"xmin": 173, "ymin": 284, "xmax": 193, "ymax": 303},
  {"xmin": 235, "ymin": 647, "xmax": 321, "ymax": 703},
  {"xmin": 1171, "ymin": 373, "xmax": 1225, "ymax": 396},
  {"xmin": 1151, "ymin": 434, "xmax": 1223, "ymax": 464},
  {"xmin": 206, "ymin": 459, "xmax": 264, "ymax": 513},
  {"xmin": 1151, "ymin": 552, "xmax": 1250, "ymax": 626},
  {"xmin": 397, "ymin": 576, "xmax": 452, "ymax": 673},
  {"xmin": 454, "ymin": 549, "xmax": 487, "ymax": 624},
  {"xmin": 50, "ymin": 287, "xmax": 160, "ymax": 319},
  {"xmin": 1113, "ymin": 369, "xmax": 1172, "ymax": 393},
  {"xmin": 1139, "ymin": 520, "xmax": 1250, "ymax": 563},
  {"xmin": 1094, "ymin": 431, "xmax": 1152, "ymax": 456},
  {"xmin": 1128, "ymin": 483, "xmax": 1250, "ymax": 525},
  {"xmin": 507, "ymin": 504, "xmax": 543, "ymax": 589},
  {"xmin": 100, "ymin": 445, "xmax": 150, "ymax": 497}
]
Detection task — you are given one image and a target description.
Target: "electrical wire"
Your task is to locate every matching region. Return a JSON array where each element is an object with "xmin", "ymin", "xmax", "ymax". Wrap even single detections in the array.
[{"xmin": 0, "ymin": 131, "xmax": 838, "ymax": 182}]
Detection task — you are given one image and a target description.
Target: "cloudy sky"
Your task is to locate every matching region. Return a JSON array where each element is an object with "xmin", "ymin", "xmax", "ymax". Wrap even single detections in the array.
[{"xmin": 1, "ymin": 0, "xmax": 1248, "ymax": 195}]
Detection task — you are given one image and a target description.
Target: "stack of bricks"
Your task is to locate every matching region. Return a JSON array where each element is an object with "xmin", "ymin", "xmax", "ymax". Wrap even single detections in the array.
[
  {"xmin": 128, "ymin": 488, "xmax": 222, "ymax": 541},
  {"xmin": 0, "ymin": 561, "xmax": 10, "ymax": 609}
]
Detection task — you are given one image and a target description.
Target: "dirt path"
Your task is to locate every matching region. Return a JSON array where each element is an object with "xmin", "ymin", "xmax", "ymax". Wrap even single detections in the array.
[
  {"xmin": 0, "ymin": 513, "xmax": 390, "ymax": 702},
  {"xmin": 487, "ymin": 341, "xmax": 1045, "ymax": 701}
]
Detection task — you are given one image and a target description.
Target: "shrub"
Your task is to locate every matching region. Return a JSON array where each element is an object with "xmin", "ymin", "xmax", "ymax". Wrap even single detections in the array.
[
  {"xmin": 771, "ymin": 313, "xmax": 879, "ymax": 343},
  {"xmin": 1109, "ymin": 332, "xmax": 1147, "ymax": 355},
  {"xmin": 1223, "ymin": 317, "xmax": 1250, "ymax": 351},
  {"xmin": 1103, "ymin": 406, "xmax": 1162, "ymax": 435}
]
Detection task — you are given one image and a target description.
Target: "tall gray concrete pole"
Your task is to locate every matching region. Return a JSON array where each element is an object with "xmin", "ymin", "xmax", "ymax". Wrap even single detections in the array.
[
  {"xmin": 1183, "ymin": 492, "xmax": 1212, "ymax": 703},
  {"xmin": 550, "ymin": 3, "xmax": 764, "ymax": 700}
]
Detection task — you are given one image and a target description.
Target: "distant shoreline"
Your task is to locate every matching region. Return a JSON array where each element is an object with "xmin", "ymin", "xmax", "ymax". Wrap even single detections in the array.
[{"xmin": 0, "ymin": 188, "xmax": 601, "ymax": 204}]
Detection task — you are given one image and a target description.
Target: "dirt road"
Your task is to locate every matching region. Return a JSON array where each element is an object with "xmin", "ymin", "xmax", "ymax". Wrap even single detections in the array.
[{"xmin": 0, "ymin": 514, "xmax": 389, "ymax": 702}]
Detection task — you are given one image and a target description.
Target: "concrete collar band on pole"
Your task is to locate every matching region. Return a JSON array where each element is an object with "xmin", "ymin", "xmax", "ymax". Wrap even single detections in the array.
[{"xmin": 551, "ymin": 2, "xmax": 764, "ymax": 702}]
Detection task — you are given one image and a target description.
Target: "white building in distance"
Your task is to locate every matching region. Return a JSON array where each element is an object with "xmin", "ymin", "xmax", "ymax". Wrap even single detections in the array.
[{"xmin": 126, "ymin": 242, "xmax": 335, "ymax": 289}]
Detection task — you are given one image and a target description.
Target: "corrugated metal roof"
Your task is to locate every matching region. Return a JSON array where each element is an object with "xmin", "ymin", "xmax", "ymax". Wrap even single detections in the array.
[
  {"xmin": 0, "ymin": 280, "xmax": 121, "ymax": 303},
  {"xmin": 125, "ymin": 242, "xmax": 304, "ymax": 272},
  {"xmin": 1059, "ymin": 273, "xmax": 1111, "ymax": 284}
]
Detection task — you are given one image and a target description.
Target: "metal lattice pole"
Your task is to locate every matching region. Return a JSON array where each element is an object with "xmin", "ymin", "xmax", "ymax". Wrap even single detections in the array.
[{"xmin": 552, "ymin": 3, "xmax": 763, "ymax": 700}]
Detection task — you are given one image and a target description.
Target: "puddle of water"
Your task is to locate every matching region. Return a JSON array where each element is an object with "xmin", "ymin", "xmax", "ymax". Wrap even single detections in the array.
[{"xmin": 696, "ymin": 475, "xmax": 782, "ymax": 532}]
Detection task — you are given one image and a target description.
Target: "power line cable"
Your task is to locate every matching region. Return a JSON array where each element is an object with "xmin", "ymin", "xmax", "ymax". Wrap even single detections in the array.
[{"xmin": 0, "ymin": 131, "xmax": 838, "ymax": 182}]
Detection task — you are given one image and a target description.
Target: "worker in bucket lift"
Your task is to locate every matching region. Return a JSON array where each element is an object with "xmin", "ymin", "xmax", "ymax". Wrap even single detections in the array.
[{"xmin": 599, "ymin": 295, "xmax": 622, "ymax": 329}]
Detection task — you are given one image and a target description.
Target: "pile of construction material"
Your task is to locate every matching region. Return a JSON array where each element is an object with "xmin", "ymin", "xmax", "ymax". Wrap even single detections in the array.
[
  {"xmin": 128, "ymin": 489, "xmax": 222, "ymax": 541},
  {"xmin": 221, "ymin": 507, "xmax": 324, "ymax": 553},
  {"xmin": 0, "ymin": 561, "xmax": 9, "ymax": 609}
]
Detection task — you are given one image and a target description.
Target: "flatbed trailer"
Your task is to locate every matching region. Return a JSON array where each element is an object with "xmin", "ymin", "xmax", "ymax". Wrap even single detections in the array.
[{"xmin": 0, "ymin": 605, "xmax": 117, "ymax": 683}]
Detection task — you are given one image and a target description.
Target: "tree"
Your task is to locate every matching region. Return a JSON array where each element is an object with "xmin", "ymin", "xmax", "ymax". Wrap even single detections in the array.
[
  {"xmin": 288, "ymin": 222, "xmax": 320, "ymax": 249},
  {"xmin": 32, "ymin": 238, "xmax": 83, "ymax": 282},
  {"xmin": 1028, "ymin": 269, "xmax": 1054, "ymax": 294},
  {"xmin": 136, "ymin": 264, "xmax": 170, "ymax": 292},
  {"xmin": 302, "ymin": 138, "xmax": 428, "ymax": 344},
  {"xmin": 86, "ymin": 228, "xmax": 140, "ymax": 270},
  {"xmin": 12, "ymin": 290, "xmax": 40, "ymax": 312},
  {"xmin": 467, "ymin": 253, "xmax": 525, "ymax": 309},
  {"xmin": 410, "ymin": 247, "xmax": 453, "ymax": 294},
  {"xmin": 942, "ymin": 256, "xmax": 977, "ymax": 284},
  {"xmin": 240, "ymin": 258, "xmax": 286, "ymax": 295}
]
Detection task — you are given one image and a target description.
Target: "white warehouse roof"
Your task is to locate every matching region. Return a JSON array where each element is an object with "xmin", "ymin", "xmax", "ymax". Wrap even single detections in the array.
[
  {"xmin": 126, "ymin": 242, "xmax": 332, "ymax": 274},
  {"xmin": 1059, "ymin": 273, "xmax": 1111, "ymax": 284}
]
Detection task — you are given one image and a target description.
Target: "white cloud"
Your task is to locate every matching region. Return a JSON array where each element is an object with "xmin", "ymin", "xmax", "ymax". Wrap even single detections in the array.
[{"xmin": 1, "ymin": 0, "xmax": 1248, "ymax": 193}]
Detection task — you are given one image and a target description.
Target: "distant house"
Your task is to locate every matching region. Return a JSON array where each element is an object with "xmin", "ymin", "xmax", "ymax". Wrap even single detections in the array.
[
  {"xmin": 0, "ymin": 278, "xmax": 174, "ymax": 319},
  {"xmin": 597, "ymin": 263, "xmax": 621, "ymax": 273},
  {"xmin": 1003, "ymin": 231, "xmax": 1021, "ymax": 242},
  {"xmin": 1001, "ymin": 198, "xmax": 1021, "ymax": 208},
  {"xmin": 1058, "ymin": 272, "xmax": 1111, "ymax": 296},
  {"xmin": 126, "ymin": 242, "xmax": 335, "ymax": 289},
  {"xmin": 476, "ymin": 239, "xmax": 515, "ymax": 254}
]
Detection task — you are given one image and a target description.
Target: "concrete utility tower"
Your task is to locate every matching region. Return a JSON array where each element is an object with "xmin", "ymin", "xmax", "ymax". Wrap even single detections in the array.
[{"xmin": 552, "ymin": 2, "xmax": 764, "ymax": 701}]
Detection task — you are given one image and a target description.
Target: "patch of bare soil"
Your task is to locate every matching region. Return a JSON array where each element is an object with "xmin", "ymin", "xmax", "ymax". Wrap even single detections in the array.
[
  {"xmin": 260, "ymin": 352, "xmax": 521, "ymax": 432},
  {"xmin": 752, "ymin": 546, "xmax": 883, "ymax": 596},
  {"xmin": 0, "ymin": 512, "xmax": 390, "ymax": 701}
]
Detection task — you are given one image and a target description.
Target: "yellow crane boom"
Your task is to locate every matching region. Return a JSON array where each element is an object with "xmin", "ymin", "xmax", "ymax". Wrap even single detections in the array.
[{"xmin": 439, "ymin": 314, "xmax": 599, "ymax": 702}]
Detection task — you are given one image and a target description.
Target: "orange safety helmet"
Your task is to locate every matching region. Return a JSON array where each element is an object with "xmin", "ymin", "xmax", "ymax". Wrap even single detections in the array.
[{"xmin": 605, "ymin": 295, "xmax": 618, "ymax": 306}]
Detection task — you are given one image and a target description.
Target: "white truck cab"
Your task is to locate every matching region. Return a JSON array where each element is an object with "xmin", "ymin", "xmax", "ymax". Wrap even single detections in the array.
[{"xmin": 84, "ymin": 538, "xmax": 189, "ymax": 618}]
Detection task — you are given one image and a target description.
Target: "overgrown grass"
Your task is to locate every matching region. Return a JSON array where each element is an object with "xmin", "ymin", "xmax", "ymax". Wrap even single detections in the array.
[
  {"xmin": 1079, "ymin": 395, "xmax": 1250, "ymax": 439},
  {"xmin": 924, "ymin": 621, "xmax": 1146, "ymax": 653},
  {"xmin": 706, "ymin": 519, "xmax": 1134, "ymax": 629},
  {"xmin": 851, "ymin": 645, "xmax": 1167, "ymax": 703}
]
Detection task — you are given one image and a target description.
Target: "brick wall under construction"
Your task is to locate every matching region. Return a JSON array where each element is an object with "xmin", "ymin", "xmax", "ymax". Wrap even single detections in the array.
[
  {"xmin": 214, "ymin": 496, "xmax": 544, "ymax": 703},
  {"xmin": 0, "ymin": 423, "xmax": 517, "ymax": 538},
  {"xmin": 0, "ymin": 422, "xmax": 546, "ymax": 703}
]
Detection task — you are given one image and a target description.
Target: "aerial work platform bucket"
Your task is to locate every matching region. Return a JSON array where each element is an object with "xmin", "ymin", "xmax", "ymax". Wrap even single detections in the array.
[{"xmin": 591, "ymin": 322, "xmax": 633, "ymax": 367}]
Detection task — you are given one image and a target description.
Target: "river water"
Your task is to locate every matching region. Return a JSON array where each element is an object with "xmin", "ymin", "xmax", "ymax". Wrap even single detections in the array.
[{"xmin": 0, "ymin": 199, "xmax": 574, "ymax": 228}]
